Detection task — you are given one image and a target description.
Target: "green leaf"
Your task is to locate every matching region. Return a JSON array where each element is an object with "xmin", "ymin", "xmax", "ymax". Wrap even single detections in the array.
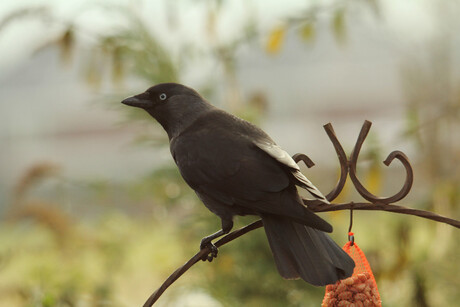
[
  {"xmin": 331, "ymin": 8, "xmax": 347, "ymax": 45},
  {"xmin": 299, "ymin": 22, "xmax": 315, "ymax": 43}
]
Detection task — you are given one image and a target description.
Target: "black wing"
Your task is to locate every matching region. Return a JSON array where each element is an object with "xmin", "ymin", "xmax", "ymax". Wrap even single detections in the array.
[
  {"xmin": 170, "ymin": 110, "xmax": 332, "ymax": 231},
  {"xmin": 171, "ymin": 125, "xmax": 290, "ymax": 203}
]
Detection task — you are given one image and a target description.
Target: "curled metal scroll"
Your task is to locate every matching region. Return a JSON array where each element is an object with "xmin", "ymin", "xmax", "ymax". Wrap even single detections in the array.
[
  {"xmin": 349, "ymin": 121, "xmax": 413, "ymax": 203},
  {"xmin": 294, "ymin": 120, "xmax": 414, "ymax": 205}
]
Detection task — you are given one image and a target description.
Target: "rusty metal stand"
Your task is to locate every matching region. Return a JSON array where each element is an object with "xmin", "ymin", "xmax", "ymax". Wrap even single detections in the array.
[{"xmin": 143, "ymin": 121, "xmax": 459, "ymax": 307}]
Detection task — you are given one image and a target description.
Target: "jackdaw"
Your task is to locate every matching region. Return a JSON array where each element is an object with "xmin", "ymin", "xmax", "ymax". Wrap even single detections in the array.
[{"xmin": 121, "ymin": 83, "xmax": 354, "ymax": 286}]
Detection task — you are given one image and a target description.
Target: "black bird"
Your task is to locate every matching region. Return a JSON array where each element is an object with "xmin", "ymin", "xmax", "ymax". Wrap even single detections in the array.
[{"xmin": 121, "ymin": 83, "xmax": 354, "ymax": 286}]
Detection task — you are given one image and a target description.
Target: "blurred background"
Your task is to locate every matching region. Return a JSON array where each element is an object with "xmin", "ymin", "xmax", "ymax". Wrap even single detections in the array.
[{"xmin": 1, "ymin": 0, "xmax": 459, "ymax": 306}]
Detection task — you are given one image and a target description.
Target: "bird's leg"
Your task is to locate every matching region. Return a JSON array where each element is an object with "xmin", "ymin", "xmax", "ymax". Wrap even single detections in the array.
[
  {"xmin": 199, "ymin": 230, "xmax": 224, "ymax": 262},
  {"xmin": 200, "ymin": 219, "xmax": 233, "ymax": 262}
]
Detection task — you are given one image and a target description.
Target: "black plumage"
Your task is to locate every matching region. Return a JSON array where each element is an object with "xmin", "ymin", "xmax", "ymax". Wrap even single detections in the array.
[{"xmin": 122, "ymin": 83, "xmax": 354, "ymax": 286}]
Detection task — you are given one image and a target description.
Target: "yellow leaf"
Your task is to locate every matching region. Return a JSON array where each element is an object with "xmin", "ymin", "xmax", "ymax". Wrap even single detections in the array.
[{"xmin": 266, "ymin": 25, "xmax": 286, "ymax": 54}]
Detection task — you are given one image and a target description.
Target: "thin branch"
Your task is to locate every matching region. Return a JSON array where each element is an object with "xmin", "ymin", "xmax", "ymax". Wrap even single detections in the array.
[{"xmin": 143, "ymin": 220, "xmax": 263, "ymax": 307}]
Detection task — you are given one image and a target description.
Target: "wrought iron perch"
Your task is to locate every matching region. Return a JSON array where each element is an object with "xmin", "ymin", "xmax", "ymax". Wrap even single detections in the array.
[{"xmin": 143, "ymin": 120, "xmax": 460, "ymax": 307}]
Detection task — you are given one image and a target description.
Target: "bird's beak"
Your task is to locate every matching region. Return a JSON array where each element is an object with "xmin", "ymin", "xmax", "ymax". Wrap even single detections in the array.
[{"xmin": 121, "ymin": 93, "xmax": 150, "ymax": 108}]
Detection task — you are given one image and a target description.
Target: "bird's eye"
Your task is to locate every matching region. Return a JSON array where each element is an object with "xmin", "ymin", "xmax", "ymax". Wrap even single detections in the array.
[{"xmin": 159, "ymin": 93, "xmax": 167, "ymax": 100}]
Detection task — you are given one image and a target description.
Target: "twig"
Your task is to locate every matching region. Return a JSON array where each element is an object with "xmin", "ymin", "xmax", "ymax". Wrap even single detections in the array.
[{"xmin": 142, "ymin": 220, "xmax": 263, "ymax": 307}]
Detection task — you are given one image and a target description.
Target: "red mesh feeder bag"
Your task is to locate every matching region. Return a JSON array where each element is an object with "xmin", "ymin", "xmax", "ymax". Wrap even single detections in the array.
[{"xmin": 322, "ymin": 232, "xmax": 382, "ymax": 307}]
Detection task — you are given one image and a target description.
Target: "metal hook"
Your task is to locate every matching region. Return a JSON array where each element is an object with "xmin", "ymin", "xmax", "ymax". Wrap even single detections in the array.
[{"xmin": 348, "ymin": 203, "xmax": 354, "ymax": 246}]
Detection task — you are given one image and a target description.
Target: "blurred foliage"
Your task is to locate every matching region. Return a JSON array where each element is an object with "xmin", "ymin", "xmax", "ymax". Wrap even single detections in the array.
[
  {"xmin": 265, "ymin": 0, "xmax": 381, "ymax": 53},
  {"xmin": 0, "ymin": 6, "xmax": 50, "ymax": 32},
  {"xmin": 1, "ymin": 0, "xmax": 460, "ymax": 306},
  {"xmin": 331, "ymin": 8, "xmax": 347, "ymax": 46}
]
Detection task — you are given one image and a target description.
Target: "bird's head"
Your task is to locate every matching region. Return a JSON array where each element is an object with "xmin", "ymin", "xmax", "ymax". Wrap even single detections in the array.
[
  {"xmin": 121, "ymin": 83, "xmax": 213, "ymax": 138},
  {"xmin": 121, "ymin": 83, "xmax": 201, "ymax": 109}
]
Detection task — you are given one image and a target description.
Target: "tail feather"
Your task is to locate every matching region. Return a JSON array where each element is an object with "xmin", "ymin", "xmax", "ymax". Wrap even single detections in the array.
[{"xmin": 262, "ymin": 215, "xmax": 355, "ymax": 286}]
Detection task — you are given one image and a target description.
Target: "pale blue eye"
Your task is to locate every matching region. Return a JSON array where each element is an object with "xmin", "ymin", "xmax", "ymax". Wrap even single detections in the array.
[{"xmin": 159, "ymin": 93, "xmax": 167, "ymax": 100}]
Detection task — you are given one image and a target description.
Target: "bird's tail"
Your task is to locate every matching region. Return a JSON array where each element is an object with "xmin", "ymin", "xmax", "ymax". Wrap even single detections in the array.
[{"xmin": 261, "ymin": 214, "xmax": 355, "ymax": 286}]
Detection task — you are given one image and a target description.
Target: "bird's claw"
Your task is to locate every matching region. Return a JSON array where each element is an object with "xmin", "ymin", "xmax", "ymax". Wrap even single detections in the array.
[{"xmin": 200, "ymin": 241, "xmax": 218, "ymax": 262}]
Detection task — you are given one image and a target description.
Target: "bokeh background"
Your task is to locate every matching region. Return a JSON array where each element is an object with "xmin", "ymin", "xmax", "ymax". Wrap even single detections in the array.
[{"xmin": 1, "ymin": 0, "xmax": 459, "ymax": 306}]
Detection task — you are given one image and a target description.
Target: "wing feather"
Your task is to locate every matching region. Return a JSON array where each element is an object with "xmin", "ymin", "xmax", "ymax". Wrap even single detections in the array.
[{"xmin": 253, "ymin": 140, "xmax": 330, "ymax": 204}]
